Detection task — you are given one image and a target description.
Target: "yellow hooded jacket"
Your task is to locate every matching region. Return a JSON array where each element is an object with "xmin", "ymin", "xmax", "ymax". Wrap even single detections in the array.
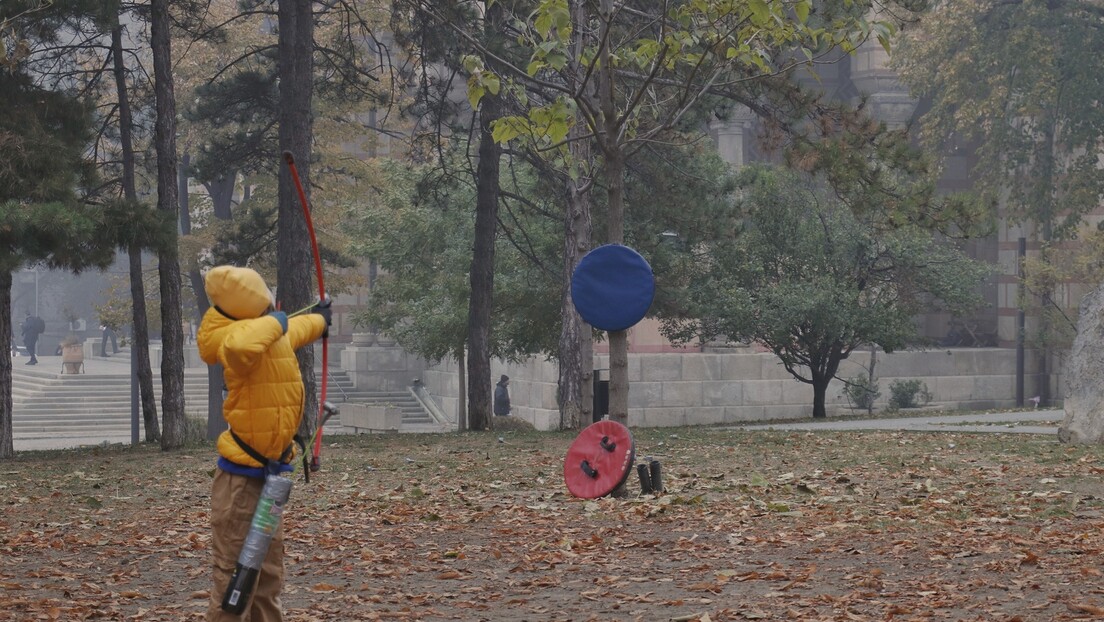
[{"xmin": 197, "ymin": 266, "xmax": 328, "ymax": 468}]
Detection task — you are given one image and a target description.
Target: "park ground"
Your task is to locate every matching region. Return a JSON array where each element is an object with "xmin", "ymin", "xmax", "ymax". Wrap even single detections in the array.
[{"xmin": 4, "ymin": 421, "xmax": 1104, "ymax": 621}]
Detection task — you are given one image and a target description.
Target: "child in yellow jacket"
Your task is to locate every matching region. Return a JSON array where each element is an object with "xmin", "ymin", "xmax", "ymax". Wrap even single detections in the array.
[{"xmin": 197, "ymin": 266, "xmax": 330, "ymax": 622}]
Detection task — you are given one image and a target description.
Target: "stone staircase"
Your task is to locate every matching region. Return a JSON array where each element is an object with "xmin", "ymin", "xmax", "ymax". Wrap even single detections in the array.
[
  {"xmin": 11, "ymin": 362, "xmax": 208, "ymax": 441},
  {"xmin": 321, "ymin": 368, "xmax": 446, "ymax": 432},
  {"xmin": 11, "ymin": 359, "xmax": 444, "ymax": 445}
]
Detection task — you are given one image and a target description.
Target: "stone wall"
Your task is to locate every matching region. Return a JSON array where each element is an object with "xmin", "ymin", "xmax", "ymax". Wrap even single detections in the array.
[
  {"xmin": 416, "ymin": 348, "xmax": 1050, "ymax": 431},
  {"xmin": 420, "ymin": 356, "xmax": 462, "ymax": 422},
  {"xmin": 341, "ymin": 344, "xmax": 427, "ymax": 392}
]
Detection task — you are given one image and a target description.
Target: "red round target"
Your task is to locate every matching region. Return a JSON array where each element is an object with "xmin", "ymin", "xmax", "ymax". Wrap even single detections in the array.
[{"xmin": 563, "ymin": 420, "xmax": 636, "ymax": 499}]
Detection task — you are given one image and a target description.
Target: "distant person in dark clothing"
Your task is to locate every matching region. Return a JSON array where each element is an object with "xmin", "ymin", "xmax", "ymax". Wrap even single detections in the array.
[
  {"xmin": 100, "ymin": 325, "xmax": 119, "ymax": 357},
  {"xmin": 20, "ymin": 313, "xmax": 43, "ymax": 365},
  {"xmin": 493, "ymin": 375, "xmax": 511, "ymax": 416}
]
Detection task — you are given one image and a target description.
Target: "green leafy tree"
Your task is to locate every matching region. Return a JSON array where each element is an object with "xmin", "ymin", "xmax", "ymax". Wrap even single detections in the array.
[
  {"xmin": 347, "ymin": 158, "xmax": 562, "ymax": 429},
  {"xmin": 349, "ymin": 138, "xmax": 736, "ymax": 427},
  {"xmin": 392, "ymin": 0, "xmax": 568, "ymax": 429},
  {"xmin": 458, "ymin": 0, "xmax": 928, "ymax": 426},
  {"xmin": 663, "ymin": 165, "xmax": 991, "ymax": 419},
  {"xmin": 348, "ymin": 160, "xmax": 478, "ymax": 364},
  {"xmin": 1021, "ymin": 231, "xmax": 1104, "ymax": 350},
  {"xmin": 174, "ymin": 0, "xmax": 387, "ymax": 437},
  {"xmin": 10, "ymin": 0, "xmax": 201, "ymax": 444},
  {"xmin": 892, "ymin": 0, "xmax": 1104, "ymax": 403},
  {"xmin": 401, "ymin": 0, "xmax": 965, "ymax": 429},
  {"xmin": 894, "ymin": 0, "xmax": 1104, "ymax": 239},
  {"xmin": 93, "ymin": 277, "xmax": 134, "ymax": 333},
  {"xmin": 0, "ymin": 67, "xmax": 114, "ymax": 458}
]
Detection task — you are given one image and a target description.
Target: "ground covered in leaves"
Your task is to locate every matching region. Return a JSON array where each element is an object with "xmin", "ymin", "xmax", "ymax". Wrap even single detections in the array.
[{"xmin": 4, "ymin": 426, "xmax": 1104, "ymax": 621}]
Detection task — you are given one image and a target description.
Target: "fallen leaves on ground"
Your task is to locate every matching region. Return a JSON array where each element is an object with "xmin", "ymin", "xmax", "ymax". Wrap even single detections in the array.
[{"xmin": 2, "ymin": 427, "xmax": 1104, "ymax": 620}]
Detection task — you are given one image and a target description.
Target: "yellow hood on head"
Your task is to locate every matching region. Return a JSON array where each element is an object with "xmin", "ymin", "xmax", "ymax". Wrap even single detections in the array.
[{"xmin": 204, "ymin": 266, "xmax": 274, "ymax": 320}]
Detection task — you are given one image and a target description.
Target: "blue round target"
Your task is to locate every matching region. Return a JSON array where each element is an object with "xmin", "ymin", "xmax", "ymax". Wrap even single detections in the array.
[{"xmin": 571, "ymin": 244, "xmax": 655, "ymax": 331}]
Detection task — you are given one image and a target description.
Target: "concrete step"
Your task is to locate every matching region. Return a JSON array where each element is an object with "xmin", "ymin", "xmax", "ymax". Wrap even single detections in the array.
[
  {"xmin": 15, "ymin": 414, "xmax": 349, "ymax": 433},
  {"xmin": 14, "ymin": 394, "xmax": 207, "ymax": 406},
  {"xmin": 9, "ymin": 364, "xmax": 437, "ymax": 435}
]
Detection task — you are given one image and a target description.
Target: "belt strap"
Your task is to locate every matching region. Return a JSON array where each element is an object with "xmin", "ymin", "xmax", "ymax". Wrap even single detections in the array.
[{"xmin": 229, "ymin": 429, "xmax": 308, "ymax": 481}]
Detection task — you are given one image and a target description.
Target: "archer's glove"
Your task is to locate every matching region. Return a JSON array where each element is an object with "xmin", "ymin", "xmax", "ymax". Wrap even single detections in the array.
[{"xmin": 312, "ymin": 297, "xmax": 332, "ymax": 338}]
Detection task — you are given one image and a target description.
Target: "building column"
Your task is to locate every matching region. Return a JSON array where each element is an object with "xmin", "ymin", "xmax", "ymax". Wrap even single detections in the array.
[
  {"xmin": 709, "ymin": 105, "xmax": 757, "ymax": 168},
  {"xmin": 849, "ymin": 40, "xmax": 917, "ymax": 130}
]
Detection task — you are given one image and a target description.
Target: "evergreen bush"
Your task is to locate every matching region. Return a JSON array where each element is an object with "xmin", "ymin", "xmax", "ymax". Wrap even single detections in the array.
[{"xmin": 888, "ymin": 379, "xmax": 933, "ymax": 410}]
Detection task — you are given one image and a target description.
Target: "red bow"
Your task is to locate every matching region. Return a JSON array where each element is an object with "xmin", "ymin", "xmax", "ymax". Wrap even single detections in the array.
[{"xmin": 283, "ymin": 151, "xmax": 329, "ymax": 472}]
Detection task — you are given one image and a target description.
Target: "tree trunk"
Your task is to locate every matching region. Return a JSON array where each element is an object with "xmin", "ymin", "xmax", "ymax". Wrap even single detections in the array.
[
  {"xmin": 466, "ymin": 2, "xmax": 504, "ymax": 432},
  {"xmin": 151, "ymin": 0, "xmax": 186, "ymax": 449},
  {"xmin": 0, "ymin": 271, "xmax": 14, "ymax": 458},
  {"xmin": 189, "ymin": 172, "xmax": 235, "ymax": 439},
  {"xmin": 185, "ymin": 168, "xmax": 232, "ymax": 441},
  {"xmin": 205, "ymin": 175, "xmax": 237, "ymax": 220},
  {"xmin": 113, "ymin": 25, "xmax": 160, "ymax": 442},
  {"xmin": 178, "ymin": 153, "xmax": 191, "ymax": 234},
  {"xmin": 811, "ymin": 375, "xmax": 828, "ymax": 419},
  {"xmin": 558, "ymin": 0, "xmax": 594, "ymax": 431},
  {"xmin": 180, "ymin": 154, "xmax": 227, "ymax": 442},
  {"xmin": 466, "ymin": 100, "xmax": 500, "ymax": 431},
  {"xmin": 1035, "ymin": 116, "xmax": 1058, "ymax": 407},
  {"xmin": 128, "ymin": 246, "xmax": 160, "ymax": 439},
  {"xmin": 811, "ymin": 349, "xmax": 845, "ymax": 419},
  {"xmin": 558, "ymin": 182, "xmax": 593, "ymax": 429},
  {"xmin": 866, "ymin": 345, "xmax": 878, "ymax": 415},
  {"xmin": 111, "ymin": 26, "xmax": 136, "ymax": 203},
  {"xmin": 277, "ymin": 0, "xmax": 318, "ymax": 443},
  {"xmin": 457, "ymin": 348, "xmax": 467, "ymax": 432},
  {"xmin": 597, "ymin": 0, "xmax": 629, "ymax": 426}
]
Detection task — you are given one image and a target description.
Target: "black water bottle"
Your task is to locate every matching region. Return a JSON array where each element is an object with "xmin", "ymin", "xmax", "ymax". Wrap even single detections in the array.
[{"xmin": 221, "ymin": 474, "xmax": 293, "ymax": 614}]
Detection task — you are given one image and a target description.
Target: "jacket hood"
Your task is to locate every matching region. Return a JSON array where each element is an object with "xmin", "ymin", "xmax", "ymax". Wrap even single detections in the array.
[{"xmin": 204, "ymin": 266, "xmax": 275, "ymax": 320}]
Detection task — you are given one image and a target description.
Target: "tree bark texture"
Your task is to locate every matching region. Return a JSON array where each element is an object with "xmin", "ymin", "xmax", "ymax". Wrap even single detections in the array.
[
  {"xmin": 558, "ymin": 0, "xmax": 595, "ymax": 431},
  {"xmin": 111, "ymin": 27, "xmax": 137, "ymax": 204},
  {"xmin": 466, "ymin": 88, "xmax": 501, "ymax": 432},
  {"xmin": 128, "ymin": 246, "xmax": 160, "ymax": 439},
  {"xmin": 206, "ymin": 175, "xmax": 236, "ymax": 220},
  {"xmin": 0, "ymin": 271, "xmax": 13, "ymax": 458},
  {"xmin": 113, "ymin": 25, "xmax": 160, "ymax": 442},
  {"xmin": 277, "ymin": 0, "xmax": 318, "ymax": 441},
  {"xmin": 597, "ymin": 1, "xmax": 629, "ymax": 426},
  {"xmin": 466, "ymin": 0, "xmax": 505, "ymax": 432},
  {"xmin": 152, "ymin": 0, "xmax": 186, "ymax": 449},
  {"xmin": 457, "ymin": 348, "xmax": 467, "ymax": 432},
  {"xmin": 1058, "ymin": 283, "xmax": 1104, "ymax": 444},
  {"xmin": 812, "ymin": 373, "xmax": 827, "ymax": 420},
  {"xmin": 178, "ymin": 154, "xmax": 190, "ymax": 236},
  {"xmin": 181, "ymin": 159, "xmax": 228, "ymax": 441},
  {"xmin": 809, "ymin": 349, "xmax": 843, "ymax": 419},
  {"xmin": 558, "ymin": 186, "xmax": 594, "ymax": 429}
]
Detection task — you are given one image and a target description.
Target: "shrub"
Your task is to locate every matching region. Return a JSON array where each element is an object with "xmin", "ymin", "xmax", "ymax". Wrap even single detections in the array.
[
  {"xmin": 841, "ymin": 373, "xmax": 880, "ymax": 413},
  {"xmin": 888, "ymin": 379, "xmax": 933, "ymax": 410},
  {"xmin": 492, "ymin": 416, "xmax": 536, "ymax": 433}
]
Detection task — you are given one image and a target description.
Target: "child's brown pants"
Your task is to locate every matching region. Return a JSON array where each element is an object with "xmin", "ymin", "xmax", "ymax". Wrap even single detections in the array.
[{"xmin": 207, "ymin": 469, "xmax": 286, "ymax": 622}]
